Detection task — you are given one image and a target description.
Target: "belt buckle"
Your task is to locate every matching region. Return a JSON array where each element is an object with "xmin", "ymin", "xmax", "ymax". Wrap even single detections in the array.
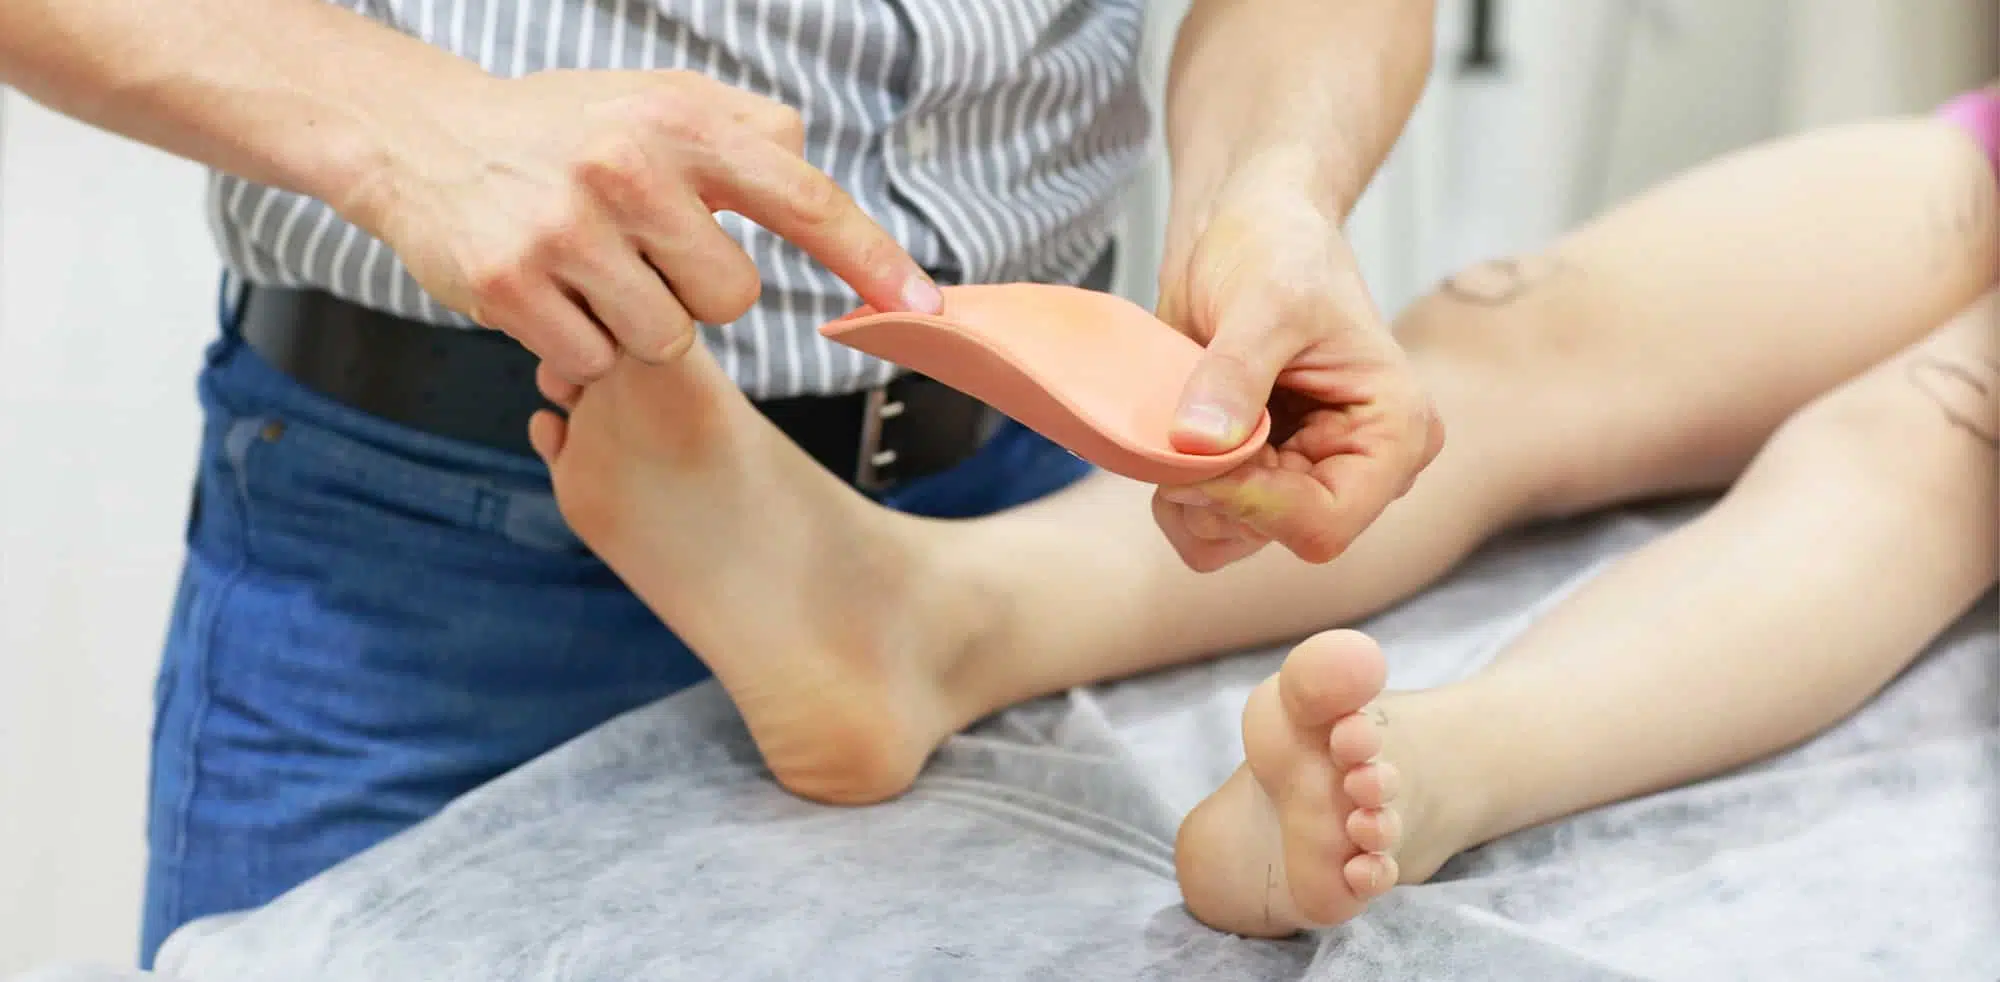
[{"xmin": 853, "ymin": 384, "xmax": 906, "ymax": 492}]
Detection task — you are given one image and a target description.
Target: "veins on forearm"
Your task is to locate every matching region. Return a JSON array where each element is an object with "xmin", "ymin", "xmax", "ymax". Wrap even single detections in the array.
[{"xmin": 1906, "ymin": 352, "xmax": 2000, "ymax": 447}]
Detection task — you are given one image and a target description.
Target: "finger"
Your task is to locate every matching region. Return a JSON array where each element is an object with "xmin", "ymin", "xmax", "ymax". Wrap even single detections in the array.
[
  {"xmin": 1222, "ymin": 458, "xmax": 1390, "ymax": 566},
  {"xmin": 1295, "ymin": 452, "xmax": 1404, "ymax": 563},
  {"xmin": 557, "ymin": 236, "xmax": 698, "ymax": 364},
  {"xmin": 1156, "ymin": 485, "xmax": 1265, "ymax": 544},
  {"xmin": 632, "ymin": 207, "xmax": 764, "ymax": 325},
  {"xmin": 527, "ymin": 408, "xmax": 569, "ymax": 467},
  {"xmin": 1179, "ymin": 502, "xmax": 1240, "ymax": 542},
  {"xmin": 667, "ymin": 70, "xmax": 806, "ymax": 151},
  {"xmin": 1236, "ymin": 381, "xmax": 1438, "ymax": 564},
  {"xmin": 1151, "ymin": 492, "xmax": 1230, "ymax": 572},
  {"xmin": 1204, "ymin": 509, "xmax": 1270, "ymax": 553},
  {"xmin": 474, "ymin": 280, "xmax": 618, "ymax": 383},
  {"xmin": 1150, "ymin": 491, "xmax": 1270, "ymax": 573},
  {"xmin": 574, "ymin": 145, "xmax": 764, "ymax": 326},
  {"xmin": 1288, "ymin": 384, "xmax": 1446, "ymax": 501},
  {"xmin": 1194, "ymin": 507, "xmax": 1267, "ymax": 548},
  {"xmin": 697, "ymin": 138, "xmax": 941, "ymax": 317},
  {"xmin": 734, "ymin": 98, "xmax": 805, "ymax": 154},
  {"xmin": 536, "ymin": 362, "xmax": 583, "ymax": 411},
  {"xmin": 1169, "ymin": 293, "xmax": 1299, "ymax": 456}
]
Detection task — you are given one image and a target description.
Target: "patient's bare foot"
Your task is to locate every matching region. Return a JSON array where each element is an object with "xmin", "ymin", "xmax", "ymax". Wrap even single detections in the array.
[
  {"xmin": 1174, "ymin": 631, "xmax": 1464, "ymax": 937},
  {"xmin": 528, "ymin": 349, "xmax": 997, "ymax": 804}
]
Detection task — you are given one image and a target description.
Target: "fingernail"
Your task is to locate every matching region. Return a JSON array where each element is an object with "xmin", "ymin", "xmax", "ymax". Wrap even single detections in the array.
[
  {"xmin": 901, "ymin": 274, "xmax": 944, "ymax": 314},
  {"xmin": 1177, "ymin": 404, "xmax": 1241, "ymax": 443},
  {"xmin": 1161, "ymin": 487, "xmax": 1211, "ymax": 507}
]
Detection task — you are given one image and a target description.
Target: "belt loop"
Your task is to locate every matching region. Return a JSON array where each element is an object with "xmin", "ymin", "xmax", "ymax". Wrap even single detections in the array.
[
  {"xmin": 218, "ymin": 271, "xmax": 250, "ymax": 333},
  {"xmin": 853, "ymin": 384, "xmax": 906, "ymax": 492}
]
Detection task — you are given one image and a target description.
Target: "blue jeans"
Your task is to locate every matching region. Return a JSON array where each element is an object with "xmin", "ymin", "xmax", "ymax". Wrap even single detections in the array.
[{"xmin": 140, "ymin": 302, "xmax": 1092, "ymax": 966}]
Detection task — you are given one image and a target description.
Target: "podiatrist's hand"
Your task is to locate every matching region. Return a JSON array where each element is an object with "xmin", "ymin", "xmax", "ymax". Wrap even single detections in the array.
[
  {"xmin": 345, "ymin": 69, "xmax": 940, "ymax": 382},
  {"xmin": 1152, "ymin": 160, "xmax": 1444, "ymax": 572}
]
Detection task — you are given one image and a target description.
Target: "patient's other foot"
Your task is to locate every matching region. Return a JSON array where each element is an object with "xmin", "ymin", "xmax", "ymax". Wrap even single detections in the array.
[
  {"xmin": 1174, "ymin": 631, "xmax": 1463, "ymax": 937},
  {"xmin": 528, "ymin": 350, "xmax": 995, "ymax": 805}
]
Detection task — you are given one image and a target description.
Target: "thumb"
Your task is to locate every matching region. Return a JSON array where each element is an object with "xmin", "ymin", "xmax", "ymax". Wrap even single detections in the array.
[{"xmin": 1170, "ymin": 316, "xmax": 1291, "ymax": 455}]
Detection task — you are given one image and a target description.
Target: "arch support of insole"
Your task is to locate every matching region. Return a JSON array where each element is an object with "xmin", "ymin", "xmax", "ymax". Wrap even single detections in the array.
[{"xmin": 820, "ymin": 285, "xmax": 1270, "ymax": 484}]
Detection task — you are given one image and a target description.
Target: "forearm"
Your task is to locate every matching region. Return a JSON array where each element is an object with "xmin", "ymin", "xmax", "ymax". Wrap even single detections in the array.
[
  {"xmin": 0, "ymin": 0, "xmax": 491, "ymax": 217},
  {"xmin": 1419, "ymin": 117, "xmax": 1999, "ymax": 362},
  {"xmin": 1164, "ymin": 0, "xmax": 1434, "ymax": 217}
]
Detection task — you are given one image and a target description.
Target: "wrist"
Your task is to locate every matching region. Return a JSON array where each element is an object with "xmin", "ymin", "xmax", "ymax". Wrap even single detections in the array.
[
  {"xmin": 311, "ymin": 70, "xmax": 502, "ymax": 241},
  {"xmin": 1168, "ymin": 141, "xmax": 1353, "ymax": 237}
]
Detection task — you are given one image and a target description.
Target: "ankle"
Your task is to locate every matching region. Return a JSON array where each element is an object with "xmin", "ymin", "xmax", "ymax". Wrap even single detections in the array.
[{"xmin": 920, "ymin": 524, "xmax": 1034, "ymax": 725}]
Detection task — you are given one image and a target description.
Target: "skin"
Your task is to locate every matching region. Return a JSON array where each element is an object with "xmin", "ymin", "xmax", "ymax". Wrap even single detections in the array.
[
  {"xmin": 16, "ymin": 0, "xmax": 1992, "ymax": 936},
  {"xmin": 1154, "ymin": 0, "xmax": 1445, "ymax": 572},
  {"xmin": 1907, "ymin": 352, "xmax": 2000, "ymax": 445},
  {"xmin": 1903, "ymin": 145, "xmax": 2000, "ymax": 447},
  {"xmin": 0, "ymin": 0, "xmax": 942, "ymax": 383},
  {"xmin": 1182, "ymin": 288, "xmax": 1999, "ymax": 936},
  {"xmin": 1, "ymin": 0, "xmax": 1446, "ymax": 560},
  {"xmin": 525, "ymin": 91, "xmax": 2000, "ymax": 907},
  {"xmin": 524, "ymin": 113, "xmax": 1992, "ymax": 844},
  {"xmin": 1178, "ymin": 145, "xmax": 2000, "ymax": 931},
  {"xmin": 1186, "ymin": 109, "xmax": 2000, "ymax": 932}
]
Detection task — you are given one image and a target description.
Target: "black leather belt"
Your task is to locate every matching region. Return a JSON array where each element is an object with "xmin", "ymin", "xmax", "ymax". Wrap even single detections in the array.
[{"xmin": 233, "ymin": 249, "xmax": 1113, "ymax": 491}]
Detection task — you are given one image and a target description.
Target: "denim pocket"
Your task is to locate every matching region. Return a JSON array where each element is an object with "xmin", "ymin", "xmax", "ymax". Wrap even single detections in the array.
[{"xmin": 221, "ymin": 412, "xmax": 592, "ymax": 568}]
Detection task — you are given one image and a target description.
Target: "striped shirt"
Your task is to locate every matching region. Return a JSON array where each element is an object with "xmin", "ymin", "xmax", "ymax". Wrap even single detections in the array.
[{"xmin": 209, "ymin": 0, "xmax": 1152, "ymax": 399}]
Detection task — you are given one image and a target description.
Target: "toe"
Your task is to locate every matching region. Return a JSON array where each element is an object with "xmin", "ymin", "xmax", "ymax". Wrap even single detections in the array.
[
  {"xmin": 1328, "ymin": 713, "xmax": 1382, "ymax": 766},
  {"xmin": 1277, "ymin": 630, "xmax": 1389, "ymax": 728},
  {"xmin": 1342, "ymin": 761, "xmax": 1400, "ymax": 807},
  {"xmin": 1344, "ymin": 853, "xmax": 1399, "ymax": 900},
  {"xmin": 1347, "ymin": 807, "xmax": 1403, "ymax": 853}
]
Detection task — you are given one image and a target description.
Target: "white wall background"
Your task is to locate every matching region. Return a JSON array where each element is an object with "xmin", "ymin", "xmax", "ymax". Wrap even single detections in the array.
[
  {"xmin": 1118, "ymin": 0, "xmax": 1997, "ymax": 312},
  {"xmin": 0, "ymin": 93, "xmax": 219, "ymax": 974},
  {"xmin": 2, "ymin": 0, "xmax": 1993, "ymax": 974}
]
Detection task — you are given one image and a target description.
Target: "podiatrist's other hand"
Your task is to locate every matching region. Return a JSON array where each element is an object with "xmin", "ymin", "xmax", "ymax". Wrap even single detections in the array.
[
  {"xmin": 1152, "ymin": 162, "xmax": 1444, "ymax": 573},
  {"xmin": 346, "ymin": 69, "xmax": 940, "ymax": 382}
]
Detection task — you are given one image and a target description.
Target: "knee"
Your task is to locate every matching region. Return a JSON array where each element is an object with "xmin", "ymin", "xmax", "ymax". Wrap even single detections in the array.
[
  {"xmin": 1753, "ymin": 360, "xmax": 1993, "ymax": 512},
  {"xmin": 1394, "ymin": 263, "xmax": 1586, "ymax": 377},
  {"xmin": 1393, "ymin": 256, "xmax": 1613, "ymax": 437}
]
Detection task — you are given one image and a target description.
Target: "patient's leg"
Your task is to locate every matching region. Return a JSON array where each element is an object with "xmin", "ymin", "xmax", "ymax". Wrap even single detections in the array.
[
  {"xmin": 529, "ymin": 114, "xmax": 1995, "ymax": 807},
  {"xmin": 1175, "ymin": 289, "xmax": 1999, "ymax": 937},
  {"xmin": 939, "ymin": 114, "xmax": 2000, "ymax": 703}
]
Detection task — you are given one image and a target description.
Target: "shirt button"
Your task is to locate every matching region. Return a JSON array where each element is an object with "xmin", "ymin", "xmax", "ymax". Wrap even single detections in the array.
[{"xmin": 907, "ymin": 119, "xmax": 938, "ymax": 159}]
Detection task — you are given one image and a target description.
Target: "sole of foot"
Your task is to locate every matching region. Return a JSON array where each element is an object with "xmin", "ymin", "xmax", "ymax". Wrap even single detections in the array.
[
  {"xmin": 1174, "ymin": 629, "xmax": 1460, "ymax": 937},
  {"xmin": 528, "ymin": 352, "xmax": 1003, "ymax": 805}
]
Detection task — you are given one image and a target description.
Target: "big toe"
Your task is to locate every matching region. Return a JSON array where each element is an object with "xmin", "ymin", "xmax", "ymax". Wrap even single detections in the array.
[{"xmin": 1277, "ymin": 629, "xmax": 1388, "ymax": 729}]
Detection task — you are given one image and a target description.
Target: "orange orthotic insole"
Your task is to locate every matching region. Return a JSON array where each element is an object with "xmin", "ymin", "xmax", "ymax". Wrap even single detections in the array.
[{"xmin": 819, "ymin": 284, "xmax": 1271, "ymax": 485}]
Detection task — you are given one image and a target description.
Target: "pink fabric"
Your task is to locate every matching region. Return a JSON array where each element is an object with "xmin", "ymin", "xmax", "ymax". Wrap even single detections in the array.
[{"xmin": 1939, "ymin": 88, "xmax": 2000, "ymax": 175}]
